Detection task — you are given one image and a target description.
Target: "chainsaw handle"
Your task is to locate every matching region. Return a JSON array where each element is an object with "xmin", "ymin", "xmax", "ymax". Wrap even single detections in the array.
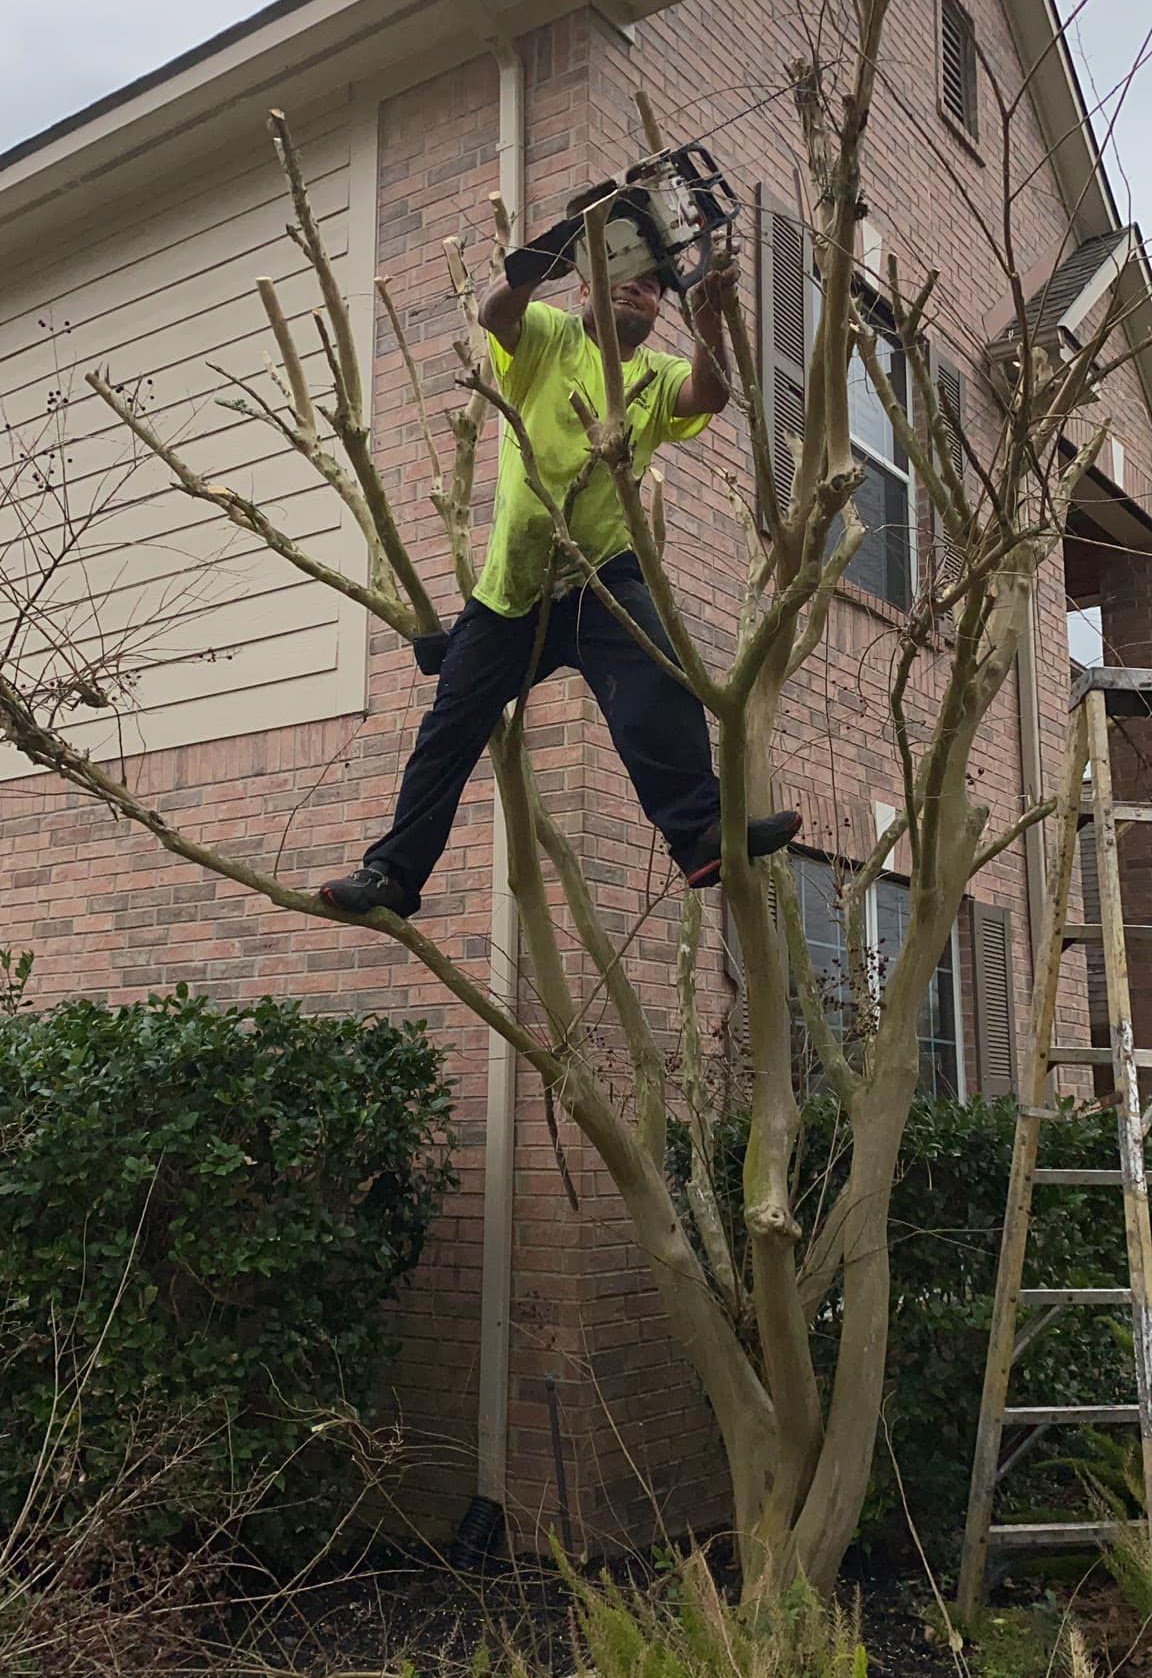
[{"xmin": 663, "ymin": 234, "xmax": 715, "ymax": 295}]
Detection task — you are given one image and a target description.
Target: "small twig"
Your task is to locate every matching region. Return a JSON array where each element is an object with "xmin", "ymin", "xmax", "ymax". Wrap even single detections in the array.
[
  {"xmin": 86, "ymin": 370, "xmax": 415, "ymax": 635},
  {"xmin": 376, "ymin": 275, "xmax": 442, "ymax": 483},
  {"xmin": 544, "ymin": 1085, "xmax": 580, "ymax": 1211},
  {"xmin": 882, "ymin": 1412, "xmax": 971, "ymax": 1675}
]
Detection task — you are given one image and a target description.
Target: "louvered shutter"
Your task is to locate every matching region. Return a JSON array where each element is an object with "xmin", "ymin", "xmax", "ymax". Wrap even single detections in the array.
[
  {"xmin": 758, "ymin": 186, "xmax": 812, "ymax": 515},
  {"xmin": 928, "ymin": 349, "xmax": 967, "ymax": 604},
  {"xmin": 941, "ymin": 0, "xmax": 979, "ymax": 140},
  {"xmin": 972, "ymin": 901, "xmax": 1018, "ymax": 1094}
]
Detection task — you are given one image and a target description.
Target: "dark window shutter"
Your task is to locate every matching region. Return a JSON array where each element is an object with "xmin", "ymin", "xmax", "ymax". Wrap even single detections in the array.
[
  {"xmin": 928, "ymin": 349, "xmax": 967, "ymax": 603},
  {"xmin": 757, "ymin": 185, "xmax": 812, "ymax": 513},
  {"xmin": 941, "ymin": 0, "xmax": 979, "ymax": 140},
  {"xmin": 972, "ymin": 901, "xmax": 1018, "ymax": 1094}
]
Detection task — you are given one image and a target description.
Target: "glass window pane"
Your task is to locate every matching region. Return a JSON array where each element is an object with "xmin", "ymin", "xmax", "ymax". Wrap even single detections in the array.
[
  {"xmin": 841, "ymin": 456, "xmax": 912, "ymax": 610},
  {"xmin": 791, "ymin": 858, "xmax": 849, "ymax": 1088},
  {"xmin": 848, "ymin": 339, "xmax": 908, "ymax": 469},
  {"xmin": 792, "ymin": 868, "xmax": 960, "ymax": 1098},
  {"xmin": 873, "ymin": 879, "xmax": 959, "ymax": 1097},
  {"xmin": 794, "ymin": 857, "xmax": 848, "ymax": 1020}
]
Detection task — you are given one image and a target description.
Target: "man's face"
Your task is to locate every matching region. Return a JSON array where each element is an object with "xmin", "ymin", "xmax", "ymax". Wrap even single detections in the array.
[{"xmin": 581, "ymin": 270, "xmax": 663, "ymax": 348}]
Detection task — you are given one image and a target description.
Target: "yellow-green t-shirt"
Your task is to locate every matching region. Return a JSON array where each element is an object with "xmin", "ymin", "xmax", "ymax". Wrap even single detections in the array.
[{"xmin": 474, "ymin": 301, "xmax": 711, "ymax": 618}]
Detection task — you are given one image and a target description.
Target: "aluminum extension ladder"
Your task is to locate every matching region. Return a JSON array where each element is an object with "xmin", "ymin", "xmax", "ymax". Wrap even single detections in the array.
[{"xmin": 958, "ymin": 669, "xmax": 1152, "ymax": 1619}]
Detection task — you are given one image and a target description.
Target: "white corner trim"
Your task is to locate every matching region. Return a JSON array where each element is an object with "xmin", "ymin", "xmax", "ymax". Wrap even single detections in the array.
[
  {"xmin": 860, "ymin": 217, "xmax": 884, "ymax": 291},
  {"xmin": 874, "ymin": 799, "xmax": 897, "ymax": 841},
  {"xmin": 1112, "ymin": 435, "xmax": 1126, "ymax": 492}
]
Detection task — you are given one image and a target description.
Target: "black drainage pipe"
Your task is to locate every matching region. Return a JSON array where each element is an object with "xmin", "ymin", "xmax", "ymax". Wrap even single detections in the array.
[{"xmin": 447, "ymin": 1494, "xmax": 505, "ymax": 1572}]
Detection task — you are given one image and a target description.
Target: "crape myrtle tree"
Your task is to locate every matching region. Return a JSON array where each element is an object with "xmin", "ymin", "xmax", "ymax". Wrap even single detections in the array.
[{"xmin": 0, "ymin": 0, "xmax": 1138, "ymax": 1595}]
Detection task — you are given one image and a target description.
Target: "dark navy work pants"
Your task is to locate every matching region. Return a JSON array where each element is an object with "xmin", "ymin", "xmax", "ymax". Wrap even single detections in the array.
[{"xmin": 364, "ymin": 553, "xmax": 721, "ymax": 892}]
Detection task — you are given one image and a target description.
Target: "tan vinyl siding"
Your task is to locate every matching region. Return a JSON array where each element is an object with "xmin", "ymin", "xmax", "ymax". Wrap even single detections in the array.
[{"xmin": 0, "ymin": 87, "xmax": 376, "ymax": 778}]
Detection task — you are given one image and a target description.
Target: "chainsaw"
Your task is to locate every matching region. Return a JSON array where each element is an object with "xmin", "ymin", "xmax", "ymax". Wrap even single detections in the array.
[{"xmin": 504, "ymin": 143, "xmax": 738, "ymax": 296}]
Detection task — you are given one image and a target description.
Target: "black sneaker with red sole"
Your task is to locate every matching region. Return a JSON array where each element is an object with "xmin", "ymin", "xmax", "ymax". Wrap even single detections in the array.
[
  {"xmin": 681, "ymin": 811, "xmax": 803, "ymax": 889},
  {"xmin": 319, "ymin": 866, "xmax": 421, "ymax": 919}
]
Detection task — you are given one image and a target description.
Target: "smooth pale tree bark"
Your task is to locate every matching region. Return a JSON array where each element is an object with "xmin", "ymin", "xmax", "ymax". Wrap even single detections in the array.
[{"xmin": 0, "ymin": 5, "xmax": 1131, "ymax": 1594}]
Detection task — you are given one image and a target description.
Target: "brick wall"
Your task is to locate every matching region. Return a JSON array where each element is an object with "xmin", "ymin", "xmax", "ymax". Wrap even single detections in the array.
[
  {"xmin": 584, "ymin": 0, "xmax": 1150, "ymax": 1084},
  {"xmin": 3, "ymin": 0, "xmax": 1149, "ymax": 1556}
]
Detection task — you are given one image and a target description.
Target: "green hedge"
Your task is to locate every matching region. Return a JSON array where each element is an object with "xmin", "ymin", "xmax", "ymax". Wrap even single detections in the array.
[
  {"xmin": 670, "ymin": 1092, "xmax": 1133, "ymax": 1554},
  {"xmin": 0, "ymin": 984, "xmax": 455, "ymax": 1554}
]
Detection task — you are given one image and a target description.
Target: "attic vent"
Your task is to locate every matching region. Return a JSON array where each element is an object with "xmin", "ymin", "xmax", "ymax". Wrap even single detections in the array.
[{"xmin": 941, "ymin": 0, "xmax": 978, "ymax": 141}]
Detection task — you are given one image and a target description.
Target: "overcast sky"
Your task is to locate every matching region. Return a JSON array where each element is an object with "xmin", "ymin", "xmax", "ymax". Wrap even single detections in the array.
[{"xmin": 1, "ymin": 0, "xmax": 1150, "ymax": 222}]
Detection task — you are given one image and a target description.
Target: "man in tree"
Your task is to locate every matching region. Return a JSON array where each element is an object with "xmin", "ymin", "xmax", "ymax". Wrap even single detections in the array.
[{"xmin": 321, "ymin": 259, "xmax": 801, "ymax": 919}]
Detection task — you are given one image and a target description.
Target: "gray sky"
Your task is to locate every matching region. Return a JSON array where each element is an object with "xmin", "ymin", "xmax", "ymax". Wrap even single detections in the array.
[
  {"xmin": 0, "ymin": 0, "xmax": 268, "ymax": 154},
  {"xmin": 0, "ymin": 0, "xmax": 1149, "ymax": 233}
]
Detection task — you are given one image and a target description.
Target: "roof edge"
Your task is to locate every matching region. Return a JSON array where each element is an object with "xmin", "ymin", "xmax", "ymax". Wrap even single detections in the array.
[
  {"xmin": 0, "ymin": 0, "xmax": 315, "ymax": 177},
  {"xmin": 0, "ymin": 0, "xmax": 673, "ymax": 193},
  {"xmin": 1001, "ymin": 0, "xmax": 1152, "ymax": 416}
]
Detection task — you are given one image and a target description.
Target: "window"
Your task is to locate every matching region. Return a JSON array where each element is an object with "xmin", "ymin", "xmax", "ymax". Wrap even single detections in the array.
[
  {"xmin": 813, "ymin": 280, "xmax": 915, "ymax": 610},
  {"xmin": 792, "ymin": 856, "xmax": 961, "ymax": 1098},
  {"xmin": 760, "ymin": 197, "xmax": 915, "ymax": 609},
  {"xmin": 940, "ymin": 0, "xmax": 978, "ymax": 142},
  {"xmin": 793, "ymin": 856, "xmax": 851, "ymax": 1044},
  {"xmin": 841, "ymin": 324, "xmax": 914, "ymax": 610}
]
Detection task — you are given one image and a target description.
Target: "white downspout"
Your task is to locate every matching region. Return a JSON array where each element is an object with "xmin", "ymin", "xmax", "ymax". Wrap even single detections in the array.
[{"xmin": 475, "ymin": 36, "xmax": 525, "ymax": 1514}]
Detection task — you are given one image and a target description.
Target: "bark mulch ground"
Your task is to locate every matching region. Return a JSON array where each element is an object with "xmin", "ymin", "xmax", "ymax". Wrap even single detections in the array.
[
  {"xmin": 241, "ymin": 1547, "xmax": 961, "ymax": 1677},
  {"xmin": 226, "ymin": 1532, "xmax": 1152, "ymax": 1676}
]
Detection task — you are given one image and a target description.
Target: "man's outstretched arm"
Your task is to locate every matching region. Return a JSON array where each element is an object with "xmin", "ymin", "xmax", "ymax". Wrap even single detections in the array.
[
  {"xmin": 478, "ymin": 278, "xmax": 540, "ymax": 354},
  {"xmin": 675, "ymin": 263, "xmax": 737, "ymax": 416}
]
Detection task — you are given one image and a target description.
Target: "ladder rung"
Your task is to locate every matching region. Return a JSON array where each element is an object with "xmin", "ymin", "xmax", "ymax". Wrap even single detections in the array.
[
  {"xmin": 990, "ymin": 1520, "xmax": 1147, "ymax": 1549},
  {"xmin": 1033, "ymin": 1168, "xmax": 1124, "ymax": 1185},
  {"xmin": 1064, "ymin": 923, "xmax": 1152, "ymax": 943},
  {"xmin": 1049, "ymin": 1045, "xmax": 1152, "ymax": 1068},
  {"xmin": 1019, "ymin": 1288, "xmax": 1131, "ymax": 1305},
  {"xmin": 1079, "ymin": 800, "xmax": 1152, "ymax": 823},
  {"xmin": 1004, "ymin": 1404, "xmax": 1139, "ymax": 1425},
  {"xmin": 1022, "ymin": 1104, "xmax": 1122, "ymax": 1123}
]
